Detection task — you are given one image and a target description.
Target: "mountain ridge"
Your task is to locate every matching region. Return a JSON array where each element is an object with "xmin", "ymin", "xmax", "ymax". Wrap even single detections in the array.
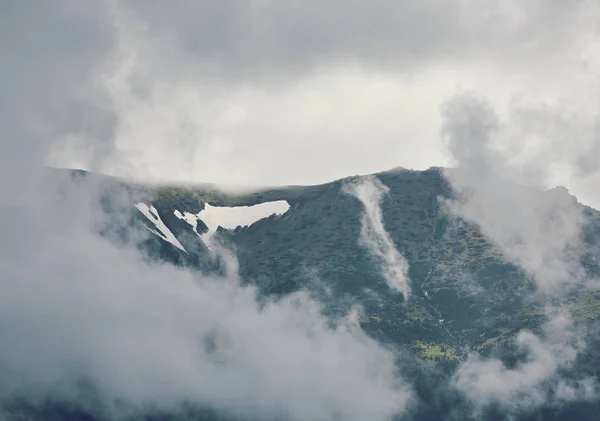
[
  {"xmin": 7, "ymin": 165, "xmax": 600, "ymax": 421},
  {"xmin": 55, "ymin": 166, "xmax": 600, "ymax": 356}
]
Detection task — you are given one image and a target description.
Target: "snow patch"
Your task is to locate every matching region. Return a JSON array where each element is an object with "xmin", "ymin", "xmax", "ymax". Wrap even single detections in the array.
[
  {"xmin": 174, "ymin": 209, "xmax": 201, "ymax": 235},
  {"xmin": 135, "ymin": 203, "xmax": 187, "ymax": 253},
  {"xmin": 136, "ymin": 200, "xmax": 289, "ymax": 252},
  {"xmin": 198, "ymin": 200, "xmax": 290, "ymax": 241}
]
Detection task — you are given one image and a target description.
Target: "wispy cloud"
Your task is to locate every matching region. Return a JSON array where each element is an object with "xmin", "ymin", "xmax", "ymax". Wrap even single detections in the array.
[
  {"xmin": 441, "ymin": 92, "xmax": 590, "ymax": 293},
  {"xmin": 343, "ymin": 176, "xmax": 410, "ymax": 297},
  {"xmin": 440, "ymin": 92, "xmax": 600, "ymax": 413},
  {"xmin": 454, "ymin": 310, "xmax": 594, "ymax": 413}
]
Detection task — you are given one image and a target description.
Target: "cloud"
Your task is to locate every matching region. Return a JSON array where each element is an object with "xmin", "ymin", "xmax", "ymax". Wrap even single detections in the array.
[
  {"xmin": 0, "ymin": 1, "xmax": 117, "ymax": 186},
  {"xmin": 454, "ymin": 311, "xmax": 591, "ymax": 412},
  {"xmin": 118, "ymin": 0, "xmax": 595, "ymax": 81},
  {"xmin": 343, "ymin": 176, "xmax": 410, "ymax": 297},
  {"xmin": 441, "ymin": 92, "xmax": 591, "ymax": 293},
  {"xmin": 11, "ymin": 0, "xmax": 594, "ymax": 194},
  {"xmin": 440, "ymin": 92, "xmax": 600, "ymax": 412}
]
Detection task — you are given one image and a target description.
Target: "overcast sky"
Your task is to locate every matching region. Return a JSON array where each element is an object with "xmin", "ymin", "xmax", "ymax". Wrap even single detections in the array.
[{"xmin": 3, "ymin": 0, "xmax": 600, "ymax": 205}]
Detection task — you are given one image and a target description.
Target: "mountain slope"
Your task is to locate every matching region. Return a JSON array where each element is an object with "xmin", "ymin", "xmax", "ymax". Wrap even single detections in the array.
[
  {"xmin": 24, "ymin": 166, "xmax": 600, "ymax": 421},
  {"xmin": 68, "ymin": 166, "xmax": 600, "ymax": 361}
]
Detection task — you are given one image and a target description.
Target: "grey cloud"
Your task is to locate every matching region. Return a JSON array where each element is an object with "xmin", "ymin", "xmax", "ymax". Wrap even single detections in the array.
[
  {"xmin": 441, "ymin": 93, "xmax": 589, "ymax": 293},
  {"xmin": 576, "ymin": 127, "xmax": 600, "ymax": 178},
  {"xmin": 0, "ymin": 0, "xmax": 117, "ymax": 195},
  {"xmin": 6, "ymin": 0, "xmax": 596, "ymax": 189},
  {"xmin": 441, "ymin": 93, "xmax": 500, "ymax": 177},
  {"xmin": 85, "ymin": 0, "xmax": 598, "ymax": 187},
  {"xmin": 119, "ymin": 0, "xmax": 592, "ymax": 81},
  {"xmin": 501, "ymin": 100, "xmax": 600, "ymax": 187}
]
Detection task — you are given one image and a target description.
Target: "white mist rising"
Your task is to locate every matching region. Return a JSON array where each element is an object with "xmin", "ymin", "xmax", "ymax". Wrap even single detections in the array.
[
  {"xmin": 441, "ymin": 92, "xmax": 598, "ymax": 413},
  {"xmin": 454, "ymin": 310, "xmax": 595, "ymax": 411},
  {"xmin": 343, "ymin": 175, "xmax": 410, "ymax": 297}
]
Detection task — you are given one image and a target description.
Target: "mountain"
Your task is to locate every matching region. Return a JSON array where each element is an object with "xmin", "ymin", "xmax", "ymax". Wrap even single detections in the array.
[
  {"xmin": 7, "ymin": 166, "xmax": 600, "ymax": 421},
  {"xmin": 85, "ymin": 167, "xmax": 600, "ymax": 352}
]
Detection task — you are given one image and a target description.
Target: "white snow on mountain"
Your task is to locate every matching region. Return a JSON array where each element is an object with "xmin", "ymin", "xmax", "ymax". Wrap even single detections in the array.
[
  {"xmin": 174, "ymin": 209, "xmax": 201, "ymax": 235},
  {"xmin": 135, "ymin": 203, "xmax": 187, "ymax": 253},
  {"xmin": 197, "ymin": 201, "xmax": 290, "ymax": 242},
  {"xmin": 136, "ymin": 200, "xmax": 290, "ymax": 251}
]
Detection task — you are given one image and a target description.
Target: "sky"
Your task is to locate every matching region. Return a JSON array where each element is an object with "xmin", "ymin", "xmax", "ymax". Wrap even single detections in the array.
[{"xmin": 3, "ymin": 0, "xmax": 599, "ymax": 205}]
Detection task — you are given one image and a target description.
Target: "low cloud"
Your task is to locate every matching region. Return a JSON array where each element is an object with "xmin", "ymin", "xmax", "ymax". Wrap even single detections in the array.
[
  {"xmin": 441, "ymin": 92, "xmax": 589, "ymax": 294},
  {"xmin": 454, "ymin": 311, "xmax": 592, "ymax": 412},
  {"xmin": 441, "ymin": 92, "xmax": 600, "ymax": 413},
  {"xmin": 343, "ymin": 176, "xmax": 410, "ymax": 297},
  {"xmin": 0, "ymin": 174, "xmax": 411, "ymax": 421}
]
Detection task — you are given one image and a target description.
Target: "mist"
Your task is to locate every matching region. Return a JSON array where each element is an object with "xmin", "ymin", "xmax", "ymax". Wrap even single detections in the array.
[
  {"xmin": 454, "ymin": 310, "xmax": 594, "ymax": 413},
  {"xmin": 440, "ymin": 92, "xmax": 600, "ymax": 414},
  {"xmin": 343, "ymin": 176, "xmax": 411, "ymax": 297}
]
